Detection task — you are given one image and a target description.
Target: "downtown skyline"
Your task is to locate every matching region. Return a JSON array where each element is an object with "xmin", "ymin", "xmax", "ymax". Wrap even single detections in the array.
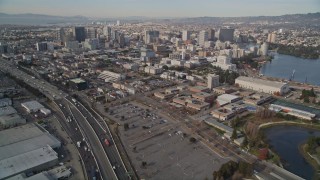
[{"xmin": 0, "ymin": 0, "xmax": 319, "ymax": 18}]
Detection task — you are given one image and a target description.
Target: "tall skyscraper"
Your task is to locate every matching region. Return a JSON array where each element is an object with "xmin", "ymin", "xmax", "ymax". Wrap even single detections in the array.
[
  {"xmin": 208, "ymin": 29, "xmax": 215, "ymax": 41},
  {"xmin": 103, "ymin": 26, "xmax": 111, "ymax": 40},
  {"xmin": 85, "ymin": 27, "xmax": 96, "ymax": 39},
  {"xmin": 117, "ymin": 33, "xmax": 125, "ymax": 48},
  {"xmin": 207, "ymin": 74, "xmax": 220, "ymax": 89},
  {"xmin": 218, "ymin": 28, "xmax": 235, "ymax": 42},
  {"xmin": 260, "ymin": 42, "xmax": 269, "ymax": 56},
  {"xmin": 117, "ymin": 20, "xmax": 121, "ymax": 26},
  {"xmin": 267, "ymin": 33, "xmax": 277, "ymax": 43},
  {"xmin": 198, "ymin": 30, "xmax": 208, "ymax": 47},
  {"xmin": 145, "ymin": 30, "xmax": 159, "ymax": 44},
  {"xmin": 111, "ymin": 30, "xmax": 119, "ymax": 41},
  {"xmin": 73, "ymin": 27, "xmax": 86, "ymax": 43},
  {"xmin": 36, "ymin": 42, "xmax": 48, "ymax": 51},
  {"xmin": 182, "ymin": 30, "xmax": 191, "ymax": 41}
]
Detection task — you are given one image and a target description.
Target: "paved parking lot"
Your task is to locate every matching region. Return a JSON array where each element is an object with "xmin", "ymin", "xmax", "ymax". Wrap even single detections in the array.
[{"xmin": 108, "ymin": 102, "xmax": 228, "ymax": 180}]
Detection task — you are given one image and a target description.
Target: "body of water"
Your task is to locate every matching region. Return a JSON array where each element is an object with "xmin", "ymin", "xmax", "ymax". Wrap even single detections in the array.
[
  {"xmin": 260, "ymin": 54, "xmax": 320, "ymax": 86},
  {"xmin": 264, "ymin": 126, "xmax": 320, "ymax": 180}
]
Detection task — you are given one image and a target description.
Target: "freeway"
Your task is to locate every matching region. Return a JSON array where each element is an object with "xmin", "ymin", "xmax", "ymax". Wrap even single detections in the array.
[
  {"xmin": 56, "ymin": 98, "xmax": 118, "ymax": 180},
  {"xmin": 65, "ymin": 96, "xmax": 129, "ymax": 180},
  {"xmin": 53, "ymin": 102, "xmax": 100, "ymax": 180},
  {"xmin": 0, "ymin": 58, "xmax": 128, "ymax": 180}
]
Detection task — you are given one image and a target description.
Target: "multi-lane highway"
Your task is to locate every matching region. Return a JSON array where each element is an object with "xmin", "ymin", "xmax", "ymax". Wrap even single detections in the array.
[
  {"xmin": 64, "ymin": 96, "xmax": 129, "ymax": 180},
  {"xmin": 53, "ymin": 102, "xmax": 100, "ymax": 180},
  {"xmin": 0, "ymin": 59, "xmax": 129, "ymax": 180},
  {"xmin": 56, "ymin": 98, "xmax": 119, "ymax": 180}
]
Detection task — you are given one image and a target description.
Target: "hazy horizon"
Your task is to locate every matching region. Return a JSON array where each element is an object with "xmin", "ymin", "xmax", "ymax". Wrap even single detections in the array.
[{"xmin": 0, "ymin": 0, "xmax": 319, "ymax": 18}]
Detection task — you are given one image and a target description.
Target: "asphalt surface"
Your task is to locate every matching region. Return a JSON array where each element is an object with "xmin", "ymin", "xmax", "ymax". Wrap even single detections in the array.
[
  {"xmin": 56, "ymin": 98, "xmax": 118, "ymax": 180},
  {"xmin": 64, "ymin": 96, "xmax": 129, "ymax": 180},
  {"xmin": 53, "ymin": 104, "xmax": 99, "ymax": 180},
  {"xmin": 0, "ymin": 59, "xmax": 127, "ymax": 180}
]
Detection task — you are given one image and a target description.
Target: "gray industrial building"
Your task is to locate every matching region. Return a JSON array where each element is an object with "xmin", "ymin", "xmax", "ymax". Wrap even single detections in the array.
[
  {"xmin": 0, "ymin": 98, "xmax": 12, "ymax": 107},
  {"xmin": 0, "ymin": 106, "xmax": 17, "ymax": 116},
  {"xmin": 21, "ymin": 100, "xmax": 44, "ymax": 113},
  {"xmin": 0, "ymin": 145, "xmax": 59, "ymax": 179},
  {"xmin": 0, "ymin": 113, "xmax": 26, "ymax": 128},
  {"xmin": 7, "ymin": 165, "xmax": 71, "ymax": 180},
  {"xmin": 0, "ymin": 123, "xmax": 61, "ymax": 179}
]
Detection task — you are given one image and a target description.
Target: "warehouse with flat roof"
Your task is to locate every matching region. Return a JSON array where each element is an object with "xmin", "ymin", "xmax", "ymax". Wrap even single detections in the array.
[
  {"xmin": 235, "ymin": 76, "xmax": 289, "ymax": 95},
  {"xmin": 0, "ymin": 145, "xmax": 59, "ymax": 179},
  {"xmin": 0, "ymin": 123, "xmax": 61, "ymax": 160},
  {"xmin": 21, "ymin": 101, "xmax": 44, "ymax": 113}
]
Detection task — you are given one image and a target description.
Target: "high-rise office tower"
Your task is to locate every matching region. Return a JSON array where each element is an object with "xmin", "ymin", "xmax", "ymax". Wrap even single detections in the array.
[
  {"xmin": 145, "ymin": 30, "xmax": 159, "ymax": 44},
  {"xmin": 182, "ymin": 30, "xmax": 191, "ymax": 41},
  {"xmin": 103, "ymin": 26, "xmax": 111, "ymax": 40},
  {"xmin": 117, "ymin": 33, "xmax": 125, "ymax": 47},
  {"xmin": 198, "ymin": 30, "xmax": 208, "ymax": 47},
  {"xmin": 208, "ymin": 29, "xmax": 215, "ymax": 41},
  {"xmin": 36, "ymin": 42, "xmax": 48, "ymax": 51},
  {"xmin": 117, "ymin": 20, "xmax": 120, "ymax": 26},
  {"xmin": 73, "ymin": 27, "xmax": 86, "ymax": 43},
  {"xmin": 207, "ymin": 74, "xmax": 220, "ymax": 89},
  {"xmin": 218, "ymin": 28, "xmax": 235, "ymax": 42},
  {"xmin": 111, "ymin": 30, "xmax": 119, "ymax": 41},
  {"xmin": 267, "ymin": 33, "xmax": 276, "ymax": 43},
  {"xmin": 85, "ymin": 27, "xmax": 96, "ymax": 39},
  {"xmin": 260, "ymin": 42, "xmax": 269, "ymax": 56}
]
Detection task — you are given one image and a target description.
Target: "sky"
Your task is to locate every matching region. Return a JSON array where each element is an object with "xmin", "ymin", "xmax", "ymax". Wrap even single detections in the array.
[{"xmin": 0, "ymin": 0, "xmax": 319, "ymax": 18}]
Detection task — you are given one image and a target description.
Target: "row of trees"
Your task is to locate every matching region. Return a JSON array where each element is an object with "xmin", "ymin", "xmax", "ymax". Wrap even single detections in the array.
[
  {"xmin": 269, "ymin": 43, "xmax": 320, "ymax": 59},
  {"xmin": 306, "ymin": 136, "xmax": 320, "ymax": 155},
  {"xmin": 212, "ymin": 161, "xmax": 253, "ymax": 180}
]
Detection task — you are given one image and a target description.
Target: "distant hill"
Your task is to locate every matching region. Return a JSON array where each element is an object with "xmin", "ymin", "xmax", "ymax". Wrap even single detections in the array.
[
  {"xmin": 0, "ymin": 12, "xmax": 319, "ymax": 26},
  {"xmin": 166, "ymin": 13, "xmax": 320, "ymax": 26},
  {"xmin": 0, "ymin": 13, "xmax": 89, "ymax": 25}
]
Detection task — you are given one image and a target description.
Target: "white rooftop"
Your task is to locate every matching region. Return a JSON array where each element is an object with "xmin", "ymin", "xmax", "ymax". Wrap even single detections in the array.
[
  {"xmin": 0, "ymin": 124, "xmax": 44, "ymax": 147},
  {"xmin": 21, "ymin": 101, "xmax": 44, "ymax": 111},
  {"xmin": 236, "ymin": 76, "xmax": 287, "ymax": 88},
  {"xmin": 217, "ymin": 94, "xmax": 240, "ymax": 102},
  {"xmin": 0, "ymin": 146, "xmax": 58, "ymax": 179}
]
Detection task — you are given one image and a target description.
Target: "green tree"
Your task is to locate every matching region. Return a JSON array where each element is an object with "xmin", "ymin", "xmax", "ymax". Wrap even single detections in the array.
[
  {"xmin": 124, "ymin": 123, "xmax": 129, "ymax": 131},
  {"xmin": 242, "ymin": 135, "xmax": 248, "ymax": 147},
  {"xmin": 231, "ymin": 129, "xmax": 237, "ymax": 140},
  {"xmin": 162, "ymin": 65, "xmax": 169, "ymax": 71},
  {"xmin": 189, "ymin": 137, "xmax": 197, "ymax": 143}
]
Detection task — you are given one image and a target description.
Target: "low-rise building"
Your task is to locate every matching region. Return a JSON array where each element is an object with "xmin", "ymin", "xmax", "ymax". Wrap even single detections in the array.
[
  {"xmin": 211, "ymin": 107, "xmax": 235, "ymax": 121},
  {"xmin": 0, "ymin": 114, "xmax": 26, "ymax": 128},
  {"xmin": 69, "ymin": 78, "xmax": 88, "ymax": 91},
  {"xmin": 0, "ymin": 98, "xmax": 12, "ymax": 107},
  {"xmin": 154, "ymin": 91, "xmax": 175, "ymax": 100},
  {"xmin": 212, "ymin": 87, "xmax": 236, "ymax": 95},
  {"xmin": 173, "ymin": 96, "xmax": 210, "ymax": 111},
  {"xmin": 243, "ymin": 93, "xmax": 273, "ymax": 105},
  {"xmin": 269, "ymin": 100, "xmax": 318, "ymax": 120},
  {"xmin": 235, "ymin": 76, "xmax": 289, "ymax": 95},
  {"xmin": 0, "ymin": 106, "xmax": 17, "ymax": 116},
  {"xmin": 144, "ymin": 66, "xmax": 163, "ymax": 75},
  {"xmin": 98, "ymin": 70, "xmax": 126, "ymax": 82},
  {"xmin": 189, "ymin": 86, "xmax": 210, "ymax": 93},
  {"xmin": 0, "ymin": 145, "xmax": 59, "ymax": 179},
  {"xmin": 216, "ymin": 94, "xmax": 241, "ymax": 106},
  {"xmin": 21, "ymin": 101, "xmax": 44, "ymax": 113},
  {"xmin": 192, "ymin": 92, "xmax": 215, "ymax": 103}
]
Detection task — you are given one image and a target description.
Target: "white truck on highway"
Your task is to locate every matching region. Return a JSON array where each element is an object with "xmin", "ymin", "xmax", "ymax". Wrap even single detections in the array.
[
  {"xmin": 72, "ymin": 98, "xmax": 77, "ymax": 103},
  {"xmin": 76, "ymin": 141, "xmax": 81, "ymax": 148}
]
